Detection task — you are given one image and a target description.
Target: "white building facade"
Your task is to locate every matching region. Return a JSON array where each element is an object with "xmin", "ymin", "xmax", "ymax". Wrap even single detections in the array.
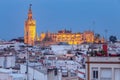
[
  {"xmin": 20, "ymin": 64, "xmax": 61, "ymax": 80},
  {"xmin": 0, "ymin": 55, "xmax": 15, "ymax": 68},
  {"xmin": 86, "ymin": 57, "xmax": 120, "ymax": 80}
]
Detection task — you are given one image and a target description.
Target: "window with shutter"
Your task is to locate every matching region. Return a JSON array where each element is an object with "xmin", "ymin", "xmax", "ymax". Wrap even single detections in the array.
[{"xmin": 92, "ymin": 67, "xmax": 98, "ymax": 80}]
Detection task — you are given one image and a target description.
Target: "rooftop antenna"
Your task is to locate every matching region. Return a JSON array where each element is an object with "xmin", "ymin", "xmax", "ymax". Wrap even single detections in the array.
[
  {"xmin": 105, "ymin": 29, "xmax": 108, "ymax": 43},
  {"xmin": 70, "ymin": 28, "xmax": 72, "ymax": 32},
  {"xmin": 92, "ymin": 20, "xmax": 95, "ymax": 32},
  {"xmin": 92, "ymin": 20, "xmax": 95, "ymax": 43}
]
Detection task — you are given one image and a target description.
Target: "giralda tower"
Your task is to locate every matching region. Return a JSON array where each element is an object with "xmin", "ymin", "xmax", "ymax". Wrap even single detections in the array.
[{"xmin": 24, "ymin": 4, "xmax": 36, "ymax": 45}]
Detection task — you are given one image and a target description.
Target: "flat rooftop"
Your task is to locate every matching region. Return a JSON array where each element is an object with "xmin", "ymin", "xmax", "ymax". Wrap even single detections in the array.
[{"xmin": 86, "ymin": 57, "xmax": 120, "ymax": 63}]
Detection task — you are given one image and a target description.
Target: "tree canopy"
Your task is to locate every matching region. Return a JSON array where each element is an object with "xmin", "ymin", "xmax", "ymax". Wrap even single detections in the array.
[{"xmin": 109, "ymin": 35, "xmax": 117, "ymax": 43}]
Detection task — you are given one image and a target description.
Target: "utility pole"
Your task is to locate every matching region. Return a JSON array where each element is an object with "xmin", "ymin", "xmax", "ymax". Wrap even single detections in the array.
[
  {"xmin": 26, "ymin": 43, "xmax": 29, "ymax": 80},
  {"xmin": 26, "ymin": 35, "xmax": 29, "ymax": 80}
]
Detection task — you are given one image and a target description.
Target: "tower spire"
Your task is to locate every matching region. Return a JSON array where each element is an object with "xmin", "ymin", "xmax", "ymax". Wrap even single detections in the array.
[
  {"xmin": 25, "ymin": 4, "xmax": 36, "ymax": 45},
  {"xmin": 28, "ymin": 4, "xmax": 32, "ymax": 19}
]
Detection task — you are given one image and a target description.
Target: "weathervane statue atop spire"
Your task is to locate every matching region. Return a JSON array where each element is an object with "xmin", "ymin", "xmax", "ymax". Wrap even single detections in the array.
[
  {"xmin": 28, "ymin": 4, "xmax": 32, "ymax": 19},
  {"xmin": 29, "ymin": 4, "xmax": 32, "ymax": 10}
]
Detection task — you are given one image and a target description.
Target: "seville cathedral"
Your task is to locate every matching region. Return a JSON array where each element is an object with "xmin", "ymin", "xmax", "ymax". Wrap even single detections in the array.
[
  {"xmin": 24, "ymin": 5, "xmax": 104, "ymax": 46},
  {"xmin": 24, "ymin": 4, "xmax": 36, "ymax": 45}
]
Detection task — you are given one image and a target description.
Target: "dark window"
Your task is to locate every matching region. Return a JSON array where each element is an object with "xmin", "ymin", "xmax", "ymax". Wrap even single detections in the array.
[{"xmin": 92, "ymin": 68, "xmax": 98, "ymax": 79}]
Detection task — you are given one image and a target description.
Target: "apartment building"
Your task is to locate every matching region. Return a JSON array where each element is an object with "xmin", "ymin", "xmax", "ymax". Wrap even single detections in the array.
[{"xmin": 86, "ymin": 56, "xmax": 120, "ymax": 80}]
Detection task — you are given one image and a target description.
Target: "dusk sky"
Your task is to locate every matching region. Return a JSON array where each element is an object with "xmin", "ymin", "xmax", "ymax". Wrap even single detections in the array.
[{"xmin": 0, "ymin": 0, "xmax": 120, "ymax": 40}]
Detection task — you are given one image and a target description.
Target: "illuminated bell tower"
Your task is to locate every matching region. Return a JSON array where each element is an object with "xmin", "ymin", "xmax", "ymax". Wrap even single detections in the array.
[{"xmin": 24, "ymin": 4, "xmax": 36, "ymax": 45}]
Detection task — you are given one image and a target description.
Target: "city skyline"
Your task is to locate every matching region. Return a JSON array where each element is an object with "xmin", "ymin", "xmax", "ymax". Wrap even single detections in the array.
[{"xmin": 0, "ymin": 0, "xmax": 120, "ymax": 40}]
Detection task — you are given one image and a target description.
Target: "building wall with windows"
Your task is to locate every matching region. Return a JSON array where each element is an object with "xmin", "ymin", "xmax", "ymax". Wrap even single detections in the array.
[
  {"xmin": 39, "ymin": 30, "xmax": 104, "ymax": 45},
  {"xmin": 85, "ymin": 57, "xmax": 120, "ymax": 80},
  {"xmin": 23, "ymin": 5, "xmax": 104, "ymax": 46}
]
